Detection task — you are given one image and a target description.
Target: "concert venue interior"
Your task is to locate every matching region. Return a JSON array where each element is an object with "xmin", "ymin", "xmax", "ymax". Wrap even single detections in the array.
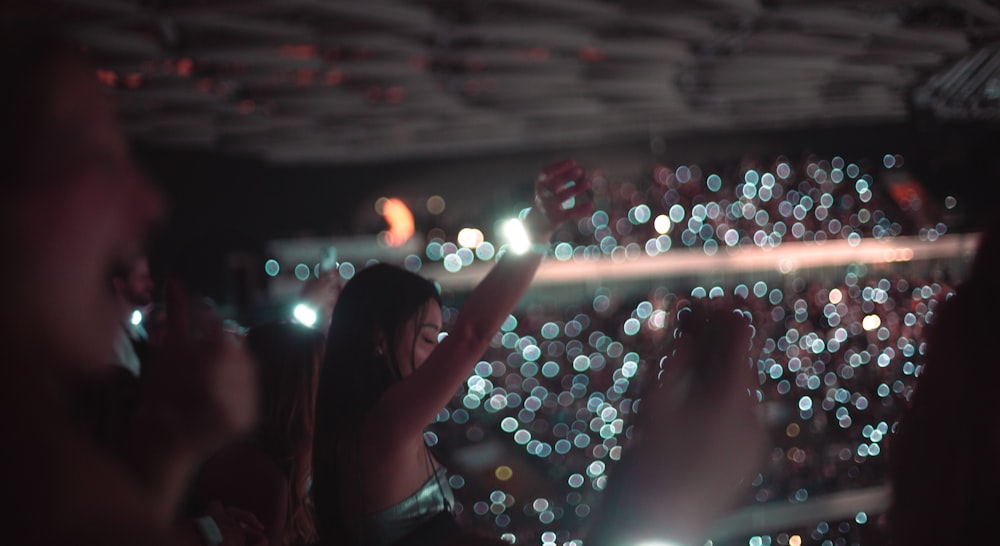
[{"xmin": 17, "ymin": 1, "xmax": 1000, "ymax": 545}]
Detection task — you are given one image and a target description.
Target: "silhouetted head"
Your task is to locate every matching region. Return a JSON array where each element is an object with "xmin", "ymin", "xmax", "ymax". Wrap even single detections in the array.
[
  {"xmin": 246, "ymin": 321, "xmax": 324, "ymax": 546},
  {"xmin": 322, "ymin": 263, "xmax": 442, "ymax": 394},
  {"xmin": 0, "ymin": 29, "xmax": 163, "ymax": 371},
  {"xmin": 111, "ymin": 256, "xmax": 155, "ymax": 308},
  {"xmin": 889, "ymin": 220, "xmax": 1000, "ymax": 544}
]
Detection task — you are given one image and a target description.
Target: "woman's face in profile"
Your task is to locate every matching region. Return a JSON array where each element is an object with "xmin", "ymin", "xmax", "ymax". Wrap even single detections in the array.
[
  {"xmin": 8, "ymin": 57, "xmax": 163, "ymax": 370},
  {"xmin": 394, "ymin": 300, "xmax": 442, "ymax": 377}
]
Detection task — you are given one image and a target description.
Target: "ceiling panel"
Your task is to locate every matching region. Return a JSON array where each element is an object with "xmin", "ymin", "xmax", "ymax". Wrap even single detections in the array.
[{"xmin": 34, "ymin": 0, "xmax": 996, "ymax": 162}]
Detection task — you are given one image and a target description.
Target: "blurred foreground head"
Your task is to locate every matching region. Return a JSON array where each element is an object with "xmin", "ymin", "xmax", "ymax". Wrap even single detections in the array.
[
  {"xmin": 0, "ymin": 28, "xmax": 163, "ymax": 372},
  {"xmin": 889, "ymin": 221, "xmax": 1000, "ymax": 544}
]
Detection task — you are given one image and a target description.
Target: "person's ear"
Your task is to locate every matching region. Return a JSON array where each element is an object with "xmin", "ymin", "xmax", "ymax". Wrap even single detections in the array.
[{"xmin": 373, "ymin": 328, "xmax": 388, "ymax": 356}]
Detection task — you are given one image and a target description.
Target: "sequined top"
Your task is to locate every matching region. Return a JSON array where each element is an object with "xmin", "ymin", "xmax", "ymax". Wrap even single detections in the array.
[{"xmin": 365, "ymin": 466, "xmax": 455, "ymax": 546}]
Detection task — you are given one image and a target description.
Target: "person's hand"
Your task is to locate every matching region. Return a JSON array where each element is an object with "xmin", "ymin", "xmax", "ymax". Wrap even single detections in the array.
[
  {"xmin": 206, "ymin": 500, "xmax": 268, "ymax": 546},
  {"xmin": 299, "ymin": 271, "xmax": 339, "ymax": 332},
  {"xmin": 525, "ymin": 159, "xmax": 595, "ymax": 243},
  {"xmin": 603, "ymin": 303, "xmax": 766, "ymax": 545},
  {"xmin": 642, "ymin": 305, "xmax": 764, "ymax": 484},
  {"xmin": 143, "ymin": 281, "xmax": 258, "ymax": 455}
]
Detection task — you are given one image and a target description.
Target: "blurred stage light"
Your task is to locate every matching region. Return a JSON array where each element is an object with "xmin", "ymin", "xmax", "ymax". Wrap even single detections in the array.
[{"xmin": 382, "ymin": 198, "xmax": 415, "ymax": 247}]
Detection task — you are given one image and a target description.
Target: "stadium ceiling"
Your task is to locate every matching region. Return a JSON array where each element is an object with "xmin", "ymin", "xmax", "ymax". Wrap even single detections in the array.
[{"xmin": 36, "ymin": 0, "xmax": 1000, "ymax": 163}]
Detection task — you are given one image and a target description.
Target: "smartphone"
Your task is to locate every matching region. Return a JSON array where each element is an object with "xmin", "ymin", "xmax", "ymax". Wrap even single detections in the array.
[{"xmin": 320, "ymin": 246, "xmax": 338, "ymax": 274}]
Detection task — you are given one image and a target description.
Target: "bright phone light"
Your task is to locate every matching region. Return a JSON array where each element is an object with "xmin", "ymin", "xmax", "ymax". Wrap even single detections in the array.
[
  {"xmin": 502, "ymin": 218, "xmax": 531, "ymax": 255},
  {"xmin": 654, "ymin": 214, "xmax": 672, "ymax": 234},
  {"xmin": 130, "ymin": 309, "xmax": 143, "ymax": 326},
  {"xmin": 862, "ymin": 314, "xmax": 881, "ymax": 331},
  {"xmin": 293, "ymin": 303, "xmax": 318, "ymax": 327}
]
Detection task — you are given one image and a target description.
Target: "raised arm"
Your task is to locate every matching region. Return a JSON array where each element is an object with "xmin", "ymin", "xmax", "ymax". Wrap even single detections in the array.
[
  {"xmin": 587, "ymin": 305, "xmax": 767, "ymax": 546},
  {"xmin": 369, "ymin": 159, "xmax": 593, "ymax": 447},
  {"xmin": 125, "ymin": 282, "xmax": 258, "ymax": 523}
]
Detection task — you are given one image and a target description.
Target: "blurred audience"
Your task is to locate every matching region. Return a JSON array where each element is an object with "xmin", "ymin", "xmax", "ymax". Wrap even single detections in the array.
[
  {"xmin": 191, "ymin": 321, "xmax": 324, "ymax": 546},
  {"xmin": 428, "ymin": 267, "xmax": 953, "ymax": 543},
  {"xmin": 403, "ymin": 153, "xmax": 948, "ymax": 278},
  {"xmin": 111, "ymin": 254, "xmax": 155, "ymax": 375}
]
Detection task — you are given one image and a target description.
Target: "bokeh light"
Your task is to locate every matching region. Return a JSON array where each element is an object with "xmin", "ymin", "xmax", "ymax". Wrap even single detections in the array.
[{"xmin": 381, "ymin": 198, "xmax": 415, "ymax": 247}]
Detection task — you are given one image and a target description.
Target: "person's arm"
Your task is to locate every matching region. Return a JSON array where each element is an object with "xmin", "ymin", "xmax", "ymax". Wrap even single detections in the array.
[
  {"xmin": 181, "ymin": 502, "xmax": 269, "ymax": 546},
  {"xmin": 368, "ymin": 159, "xmax": 593, "ymax": 449},
  {"xmin": 587, "ymin": 306, "xmax": 767, "ymax": 546},
  {"xmin": 125, "ymin": 282, "xmax": 258, "ymax": 522},
  {"xmin": 299, "ymin": 270, "xmax": 340, "ymax": 334},
  {"xmin": 260, "ymin": 480, "xmax": 289, "ymax": 546}
]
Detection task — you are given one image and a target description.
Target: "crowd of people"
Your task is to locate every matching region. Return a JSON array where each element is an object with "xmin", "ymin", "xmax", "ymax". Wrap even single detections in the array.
[
  {"xmin": 1, "ymin": 27, "xmax": 762, "ymax": 546},
  {"xmin": 395, "ymin": 151, "xmax": 951, "ymax": 279},
  {"xmin": 422, "ymin": 267, "xmax": 956, "ymax": 545},
  {"xmin": 2, "ymin": 20, "xmax": 994, "ymax": 546}
]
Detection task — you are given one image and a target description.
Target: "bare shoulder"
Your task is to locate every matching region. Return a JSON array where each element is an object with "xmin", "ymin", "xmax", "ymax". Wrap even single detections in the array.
[{"xmin": 358, "ymin": 422, "xmax": 433, "ymax": 511}]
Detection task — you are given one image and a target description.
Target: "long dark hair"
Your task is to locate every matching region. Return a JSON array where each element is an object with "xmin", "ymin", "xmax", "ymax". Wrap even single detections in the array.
[
  {"xmin": 246, "ymin": 322, "xmax": 325, "ymax": 546},
  {"xmin": 312, "ymin": 263, "xmax": 441, "ymax": 542}
]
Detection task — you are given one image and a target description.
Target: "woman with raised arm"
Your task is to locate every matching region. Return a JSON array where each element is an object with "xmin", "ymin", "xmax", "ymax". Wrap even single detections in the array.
[{"xmin": 311, "ymin": 160, "xmax": 593, "ymax": 545}]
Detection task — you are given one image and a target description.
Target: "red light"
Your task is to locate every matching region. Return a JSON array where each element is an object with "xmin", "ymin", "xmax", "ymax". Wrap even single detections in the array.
[
  {"xmin": 382, "ymin": 198, "xmax": 415, "ymax": 247},
  {"xmin": 280, "ymin": 44, "xmax": 317, "ymax": 59},
  {"xmin": 324, "ymin": 47, "xmax": 342, "ymax": 61},
  {"xmin": 96, "ymin": 69, "xmax": 117, "ymax": 87},
  {"xmin": 525, "ymin": 47, "xmax": 549, "ymax": 62},
  {"xmin": 123, "ymin": 73, "xmax": 143, "ymax": 89},
  {"xmin": 295, "ymin": 69, "xmax": 316, "ymax": 86},
  {"xmin": 176, "ymin": 57, "xmax": 194, "ymax": 76},
  {"xmin": 579, "ymin": 47, "xmax": 606, "ymax": 63},
  {"xmin": 385, "ymin": 86, "xmax": 405, "ymax": 103},
  {"xmin": 324, "ymin": 70, "xmax": 344, "ymax": 86}
]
